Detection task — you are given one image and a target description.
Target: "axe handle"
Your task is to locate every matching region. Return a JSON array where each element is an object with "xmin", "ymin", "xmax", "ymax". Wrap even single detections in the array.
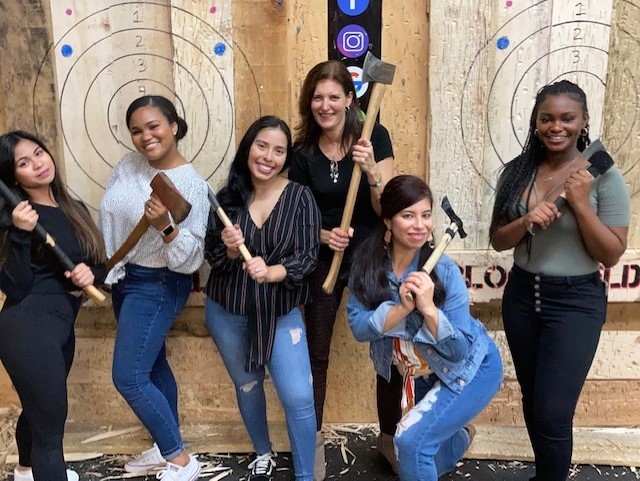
[
  {"xmin": 406, "ymin": 223, "xmax": 459, "ymax": 301},
  {"xmin": 207, "ymin": 189, "xmax": 252, "ymax": 262},
  {"xmin": 322, "ymin": 82, "xmax": 388, "ymax": 294},
  {"xmin": 214, "ymin": 206, "xmax": 253, "ymax": 262},
  {"xmin": 0, "ymin": 180, "xmax": 105, "ymax": 303},
  {"xmin": 106, "ymin": 217, "xmax": 150, "ymax": 271}
]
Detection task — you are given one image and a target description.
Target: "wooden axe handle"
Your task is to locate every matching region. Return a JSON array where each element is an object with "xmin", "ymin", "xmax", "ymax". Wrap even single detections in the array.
[
  {"xmin": 405, "ymin": 223, "xmax": 459, "ymax": 301},
  {"xmin": 206, "ymin": 188, "xmax": 252, "ymax": 262},
  {"xmin": 106, "ymin": 217, "xmax": 150, "ymax": 271},
  {"xmin": 322, "ymin": 82, "xmax": 388, "ymax": 294}
]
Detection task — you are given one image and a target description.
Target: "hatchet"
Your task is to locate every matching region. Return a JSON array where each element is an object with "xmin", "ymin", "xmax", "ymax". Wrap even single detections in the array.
[
  {"xmin": 529, "ymin": 139, "xmax": 613, "ymax": 236},
  {"xmin": 322, "ymin": 52, "xmax": 396, "ymax": 294},
  {"xmin": 106, "ymin": 172, "xmax": 192, "ymax": 271},
  {"xmin": 0, "ymin": 179, "xmax": 106, "ymax": 303}
]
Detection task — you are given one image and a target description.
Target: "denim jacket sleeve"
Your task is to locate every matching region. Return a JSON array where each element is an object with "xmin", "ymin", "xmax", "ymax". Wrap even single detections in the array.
[{"xmin": 346, "ymin": 294, "xmax": 395, "ymax": 342}]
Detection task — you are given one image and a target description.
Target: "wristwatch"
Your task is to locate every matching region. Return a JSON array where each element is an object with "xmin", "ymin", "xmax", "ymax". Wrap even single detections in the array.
[
  {"xmin": 160, "ymin": 223, "xmax": 175, "ymax": 237},
  {"xmin": 369, "ymin": 176, "xmax": 382, "ymax": 188}
]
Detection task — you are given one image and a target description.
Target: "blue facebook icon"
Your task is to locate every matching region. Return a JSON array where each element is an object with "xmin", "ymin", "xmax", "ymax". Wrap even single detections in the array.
[{"xmin": 337, "ymin": 0, "xmax": 369, "ymax": 16}]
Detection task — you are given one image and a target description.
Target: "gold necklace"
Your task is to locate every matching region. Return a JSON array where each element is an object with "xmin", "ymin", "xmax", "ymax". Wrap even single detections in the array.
[{"xmin": 540, "ymin": 154, "xmax": 579, "ymax": 183}]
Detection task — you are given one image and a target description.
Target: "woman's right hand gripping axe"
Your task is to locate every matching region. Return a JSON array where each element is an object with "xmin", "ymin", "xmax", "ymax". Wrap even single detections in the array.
[{"xmin": 407, "ymin": 196, "xmax": 467, "ymax": 300}]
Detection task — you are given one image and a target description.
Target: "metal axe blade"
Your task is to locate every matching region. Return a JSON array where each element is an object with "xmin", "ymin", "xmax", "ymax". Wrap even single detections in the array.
[{"xmin": 362, "ymin": 51, "xmax": 396, "ymax": 85}]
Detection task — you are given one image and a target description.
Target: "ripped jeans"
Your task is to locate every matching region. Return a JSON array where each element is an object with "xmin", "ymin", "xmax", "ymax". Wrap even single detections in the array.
[
  {"xmin": 395, "ymin": 340, "xmax": 503, "ymax": 481},
  {"xmin": 205, "ymin": 299, "xmax": 316, "ymax": 481}
]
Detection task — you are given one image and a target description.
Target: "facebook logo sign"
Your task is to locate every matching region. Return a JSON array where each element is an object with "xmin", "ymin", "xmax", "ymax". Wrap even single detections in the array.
[{"xmin": 337, "ymin": 0, "xmax": 369, "ymax": 16}]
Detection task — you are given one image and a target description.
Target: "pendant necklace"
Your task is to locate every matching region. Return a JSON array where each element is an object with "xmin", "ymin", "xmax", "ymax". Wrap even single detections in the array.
[
  {"xmin": 540, "ymin": 153, "xmax": 579, "ymax": 183},
  {"xmin": 329, "ymin": 159, "xmax": 339, "ymax": 183}
]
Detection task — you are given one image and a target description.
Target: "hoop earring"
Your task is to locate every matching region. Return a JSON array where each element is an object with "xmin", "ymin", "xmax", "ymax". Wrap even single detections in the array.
[{"xmin": 428, "ymin": 240, "xmax": 435, "ymax": 249}]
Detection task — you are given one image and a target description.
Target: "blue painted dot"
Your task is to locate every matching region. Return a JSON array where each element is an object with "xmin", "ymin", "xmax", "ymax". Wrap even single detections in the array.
[
  {"xmin": 213, "ymin": 43, "xmax": 226, "ymax": 56},
  {"xmin": 61, "ymin": 44, "xmax": 73, "ymax": 57},
  {"xmin": 497, "ymin": 36, "xmax": 510, "ymax": 50}
]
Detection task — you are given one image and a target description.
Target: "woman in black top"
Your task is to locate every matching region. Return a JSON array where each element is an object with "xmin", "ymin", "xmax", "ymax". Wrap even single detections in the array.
[
  {"xmin": 0, "ymin": 131, "xmax": 106, "ymax": 481},
  {"xmin": 288, "ymin": 60, "xmax": 396, "ymax": 479}
]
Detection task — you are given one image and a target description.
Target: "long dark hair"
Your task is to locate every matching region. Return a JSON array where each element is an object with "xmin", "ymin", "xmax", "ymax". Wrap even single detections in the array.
[
  {"xmin": 0, "ymin": 130, "xmax": 106, "ymax": 266},
  {"xmin": 350, "ymin": 175, "xmax": 446, "ymax": 309},
  {"xmin": 294, "ymin": 60, "xmax": 362, "ymax": 157},
  {"xmin": 489, "ymin": 80, "xmax": 590, "ymax": 236},
  {"xmin": 217, "ymin": 115, "xmax": 292, "ymax": 219},
  {"xmin": 126, "ymin": 95, "xmax": 188, "ymax": 141}
]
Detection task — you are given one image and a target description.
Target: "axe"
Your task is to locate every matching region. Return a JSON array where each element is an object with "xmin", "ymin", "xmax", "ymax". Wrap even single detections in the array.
[
  {"xmin": 529, "ymin": 139, "xmax": 613, "ymax": 236},
  {"xmin": 407, "ymin": 196, "xmax": 467, "ymax": 300},
  {"xmin": 0, "ymin": 179, "xmax": 106, "ymax": 303},
  {"xmin": 106, "ymin": 172, "xmax": 192, "ymax": 271},
  {"xmin": 207, "ymin": 187, "xmax": 252, "ymax": 262},
  {"xmin": 322, "ymin": 52, "xmax": 396, "ymax": 294}
]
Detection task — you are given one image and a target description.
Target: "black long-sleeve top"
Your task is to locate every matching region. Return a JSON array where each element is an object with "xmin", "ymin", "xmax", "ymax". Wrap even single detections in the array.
[{"xmin": 0, "ymin": 203, "xmax": 106, "ymax": 301}]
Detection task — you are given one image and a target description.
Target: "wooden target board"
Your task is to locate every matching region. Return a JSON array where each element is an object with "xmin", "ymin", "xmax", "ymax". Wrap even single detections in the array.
[
  {"xmin": 429, "ymin": 0, "xmax": 629, "ymax": 245},
  {"xmin": 35, "ymin": 1, "xmax": 241, "ymax": 214}
]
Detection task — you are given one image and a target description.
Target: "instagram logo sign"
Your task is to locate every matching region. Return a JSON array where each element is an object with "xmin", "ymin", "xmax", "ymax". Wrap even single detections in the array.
[{"xmin": 337, "ymin": 24, "xmax": 369, "ymax": 59}]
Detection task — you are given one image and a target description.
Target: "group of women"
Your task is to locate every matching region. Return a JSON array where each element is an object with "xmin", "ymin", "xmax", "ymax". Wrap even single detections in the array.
[{"xmin": 0, "ymin": 56, "xmax": 630, "ymax": 481}]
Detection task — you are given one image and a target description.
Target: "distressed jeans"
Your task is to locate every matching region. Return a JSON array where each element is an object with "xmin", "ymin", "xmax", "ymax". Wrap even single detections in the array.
[
  {"xmin": 395, "ymin": 340, "xmax": 503, "ymax": 481},
  {"xmin": 205, "ymin": 299, "xmax": 316, "ymax": 481},
  {"xmin": 111, "ymin": 264, "xmax": 192, "ymax": 459}
]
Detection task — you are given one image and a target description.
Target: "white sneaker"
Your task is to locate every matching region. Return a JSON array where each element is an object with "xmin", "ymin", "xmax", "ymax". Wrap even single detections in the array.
[
  {"xmin": 248, "ymin": 452, "xmax": 276, "ymax": 481},
  {"xmin": 155, "ymin": 455, "xmax": 201, "ymax": 481},
  {"xmin": 124, "ymin": 443, "xmax": 166, "ymax": 473},
  {"xmin": 13, "ymin": 467, "xmax": 79, "ymax": 480}
]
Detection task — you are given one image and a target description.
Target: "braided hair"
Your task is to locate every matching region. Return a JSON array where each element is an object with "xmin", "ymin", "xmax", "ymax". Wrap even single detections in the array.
[{"xmin": 489, "ymin": 80, "xmax": 590, "ymax": 236}]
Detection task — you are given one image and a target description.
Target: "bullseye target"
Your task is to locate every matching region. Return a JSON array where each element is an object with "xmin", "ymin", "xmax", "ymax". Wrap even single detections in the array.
[
  {"xmin": 458, "ymin": 0, "xmax": 639, "ymax": 191},
  {"xmin": 32, "ymin": 1, "xmax": 261, "ymax": 213}
]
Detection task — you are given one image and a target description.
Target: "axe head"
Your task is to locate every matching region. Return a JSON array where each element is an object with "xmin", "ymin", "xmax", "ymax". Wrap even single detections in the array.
[
  {"xmin": 362, "ymin": 52, "xmax": 396, "ymax": 85},
  {"xmin": 150, "ymin": 172, "xmax": 192, "ymax": 223},
  {"xmin": 441, "ymin": 196, "xmax": 467, "ymax": 239}
]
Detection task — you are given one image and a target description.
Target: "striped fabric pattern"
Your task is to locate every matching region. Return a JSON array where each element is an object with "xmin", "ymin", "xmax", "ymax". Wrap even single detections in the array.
[{"xmin": 205, "ymin": 181, "xmax": 321, "ymax": 371}]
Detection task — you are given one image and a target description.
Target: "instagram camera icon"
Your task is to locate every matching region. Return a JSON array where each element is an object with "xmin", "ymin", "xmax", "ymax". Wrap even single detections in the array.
[{"xmin": 343, "ymin": 31, "xmax": 364, "ymax": 52}]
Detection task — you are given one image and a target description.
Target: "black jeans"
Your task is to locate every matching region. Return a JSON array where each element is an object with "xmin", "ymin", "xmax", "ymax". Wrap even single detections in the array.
[
  {"xmin": 0, "ymin": 293, "xmax": 81, "ymax": 481},
  {"xmin": 502, "ymin": 265, "xmax": 606, "ymax": 481}
]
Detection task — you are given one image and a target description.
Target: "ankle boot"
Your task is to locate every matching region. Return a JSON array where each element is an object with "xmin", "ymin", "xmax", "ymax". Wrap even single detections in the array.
[
  {"xmin": 376, "ymin": 433, "xmax": 398, "ymax": 474},
  {"xmin": 314, "ymin": 431, "xmax": 326, "ymax": 481}
]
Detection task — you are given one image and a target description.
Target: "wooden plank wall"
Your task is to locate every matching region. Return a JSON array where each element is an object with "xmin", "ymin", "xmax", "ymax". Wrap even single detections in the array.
[{"xmin": 0, "ymin": 0, "xmax": 638, "ymax": 464}]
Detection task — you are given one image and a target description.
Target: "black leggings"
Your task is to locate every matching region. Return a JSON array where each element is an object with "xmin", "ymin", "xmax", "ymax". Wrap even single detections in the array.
[
  {"xmin": 305, "ymin": 258, "xmax": 402, "ymax": 433},
  {"xmin": 502, "ymin": 266, "xmax": 606, "ymax": 481},
  {"xmin": 0, "ymin": 294, "xmax": 80, "ymax": 481}
]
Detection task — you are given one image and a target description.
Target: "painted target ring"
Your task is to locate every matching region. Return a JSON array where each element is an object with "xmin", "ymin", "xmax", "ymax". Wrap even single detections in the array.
[
  {"xmin": 32, "ymin": 2, "xmax": 262, "ymax": 212},
  {"xmin": 459, "ymin": 0, "xmax": 640, "ymax": 192}
]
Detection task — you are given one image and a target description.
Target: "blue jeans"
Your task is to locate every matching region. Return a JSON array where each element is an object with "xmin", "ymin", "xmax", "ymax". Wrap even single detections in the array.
[
  {"xmin": 502, "ymin": 265, "xmax": 606, "ymax": 481},
  {"xmin": 395, "ymin": 341, "xmax": 503, "ymax": 481},
  {"xmin": 111, "ymin": 264, "xmax": 192, "ymax": 459},
  {"xmin": 205, "ymin": 299, "xmax": 316, "ymax": 481}
]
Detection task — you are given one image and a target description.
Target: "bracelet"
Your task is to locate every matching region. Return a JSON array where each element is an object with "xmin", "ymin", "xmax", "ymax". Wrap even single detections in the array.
[{"xmin": 369, "ymin": 176, "xmax": 382, "ymax": 188}]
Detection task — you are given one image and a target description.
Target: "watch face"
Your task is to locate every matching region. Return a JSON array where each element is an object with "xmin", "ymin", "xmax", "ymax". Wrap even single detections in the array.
[{"xmin": 162, "ymin": 224, "xmax": 175, "ymax": 236}]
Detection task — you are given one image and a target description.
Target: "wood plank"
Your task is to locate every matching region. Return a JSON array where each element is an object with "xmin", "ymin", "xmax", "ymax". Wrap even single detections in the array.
[
  {"xmin": 382, "ymin": 2, "xmax": 430, "ymax": 180},
  {"xmin": 604, "ymin": 0, "xmax": 640, "ymax": 247},
  {"xmin": 477, "ymin": 380, "xmax": 640, "ymax": 427},
  {"xmin": 0, "ymin": 0, "xmax": 62, "ymax": 164}
]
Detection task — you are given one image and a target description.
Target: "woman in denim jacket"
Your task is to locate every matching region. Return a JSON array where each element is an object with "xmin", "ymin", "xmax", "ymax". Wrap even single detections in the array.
[{"xmin": 347, "ymin": 175, "xmax": 503, "ymax": 480}]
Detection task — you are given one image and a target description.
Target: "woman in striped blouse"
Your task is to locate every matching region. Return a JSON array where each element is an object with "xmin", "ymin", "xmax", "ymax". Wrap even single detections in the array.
[{"xmin": 204, "ymin": 116, "xmax": 321, "ymax": 481}]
